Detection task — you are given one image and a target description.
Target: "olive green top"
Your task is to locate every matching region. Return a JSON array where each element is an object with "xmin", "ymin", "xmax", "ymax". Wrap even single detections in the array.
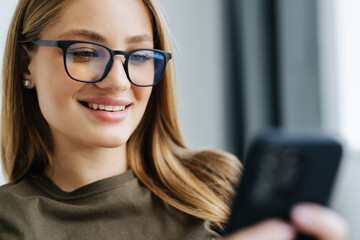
[{"xmin": 0, "ymin": 169, "xmax": 220, "ymax": 240}]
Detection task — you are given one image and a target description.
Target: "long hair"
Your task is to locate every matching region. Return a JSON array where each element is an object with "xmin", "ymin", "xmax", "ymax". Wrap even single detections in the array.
[{"xmin": 1, "ymin": 0, "xmax": 242, "ymax": 229}]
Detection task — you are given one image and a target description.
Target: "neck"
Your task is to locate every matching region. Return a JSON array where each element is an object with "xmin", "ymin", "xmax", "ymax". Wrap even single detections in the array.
[{"xmin": 46, "ymin": 140, "xmax": 128, "ymax": 192}]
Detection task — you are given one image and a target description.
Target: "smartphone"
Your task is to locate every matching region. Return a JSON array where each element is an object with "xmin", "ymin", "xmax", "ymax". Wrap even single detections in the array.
[{"xmin": 224, "ymin": 130, "xmax": 342, "ymax": 240}]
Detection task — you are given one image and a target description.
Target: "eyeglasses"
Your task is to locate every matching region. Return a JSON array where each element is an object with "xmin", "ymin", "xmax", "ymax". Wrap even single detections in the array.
[{"xmin": 30, "ymin": 40, "xmax": 172, "ymax": 87}]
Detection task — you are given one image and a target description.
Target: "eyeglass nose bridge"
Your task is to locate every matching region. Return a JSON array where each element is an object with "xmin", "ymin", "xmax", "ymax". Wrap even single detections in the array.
[
  {"xmin": 104, "ymin": 50, "xmax": 132, "ymax": 82},
  {"xmin": 113, "ymin": 50, "xmax": 129, "ymax": 61},
  {"xmin": 108, "ymin": 50, "xmax": 129, "ymax": 66}
]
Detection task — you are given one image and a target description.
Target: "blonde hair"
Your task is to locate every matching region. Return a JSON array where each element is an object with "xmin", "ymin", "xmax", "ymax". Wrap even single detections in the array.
[{"xmin": 2, "ymin": 0, "xmax": 242, "ymax": 229}]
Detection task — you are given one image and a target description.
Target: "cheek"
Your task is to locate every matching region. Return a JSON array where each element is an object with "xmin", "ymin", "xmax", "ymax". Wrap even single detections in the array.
[
  {"xmin": 37, "ymin": 80, "xmax": 77, "ymax": 117},
  {"xmin": 33, "ymin": 56, "xmax": 81, "ymax": 125},
  {"xmin": 133, "ymin": 86, "xmax": 152, "ymax": 113}
]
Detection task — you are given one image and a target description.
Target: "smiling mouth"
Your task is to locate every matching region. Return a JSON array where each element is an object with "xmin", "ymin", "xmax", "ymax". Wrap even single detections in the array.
[{"xmin": 80, "ymin": 101, "xmax": 127, "ymax": 112}]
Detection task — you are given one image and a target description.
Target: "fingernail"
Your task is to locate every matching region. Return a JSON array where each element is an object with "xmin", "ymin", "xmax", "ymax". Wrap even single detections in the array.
[{"xmin": 291, "ymin": 205, "xmax": 313, "ymax": 225}]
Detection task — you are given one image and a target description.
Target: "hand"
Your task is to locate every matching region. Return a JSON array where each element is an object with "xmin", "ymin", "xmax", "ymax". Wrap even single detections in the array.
[
  {"xmin": 224, "ymin": 219, "xmax": 295, "ymax": 240},
  {"xmin": 223, "ymin": 203, "xmax": 349, "ymax": 240},
  {"xmin": 290, "ymin": 203, "xmax": 349, "ymax": 240}
]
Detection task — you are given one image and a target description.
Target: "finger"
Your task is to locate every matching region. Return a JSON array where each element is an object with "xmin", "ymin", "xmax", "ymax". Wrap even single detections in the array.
[
  {"xmin": 290, "ymin": 203, "xmax": 349, "ymax": 240},
  {"xmin": 224, "ymin": 219, "xmax": 296, "ymax": 240}
]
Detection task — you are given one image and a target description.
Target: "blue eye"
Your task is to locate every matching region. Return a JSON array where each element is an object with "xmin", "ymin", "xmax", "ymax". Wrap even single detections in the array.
[{"xmin": 129, "ymin": 53, "xmax": 152, "ymax": 65}]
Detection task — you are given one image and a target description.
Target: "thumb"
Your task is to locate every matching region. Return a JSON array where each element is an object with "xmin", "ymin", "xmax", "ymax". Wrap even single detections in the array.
[
  {"xmin": 224, "ymin": 219, "xmax": 296, "ymax": 240},
  {"xmin": 291, "ymin": 203, "xmax": 349, "ymax": 240}
]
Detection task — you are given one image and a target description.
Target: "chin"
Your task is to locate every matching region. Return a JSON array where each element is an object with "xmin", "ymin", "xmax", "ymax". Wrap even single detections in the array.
[{"xmin": 90, "ymin": 136, "xmax": 129, "ymax": 148}]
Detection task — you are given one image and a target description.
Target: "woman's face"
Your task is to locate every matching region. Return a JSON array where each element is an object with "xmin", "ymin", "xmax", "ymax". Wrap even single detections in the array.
[{"xmin": 25, "ymin": 0, "xmax": 154, "ymax": 149}]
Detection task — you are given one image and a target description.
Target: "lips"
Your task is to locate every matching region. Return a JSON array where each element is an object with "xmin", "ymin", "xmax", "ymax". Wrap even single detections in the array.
[
  {"xmin": 85, "ymin": 102, "xmax": 126, "ymax": 112},
  {"xmin": 78, "ymin": 96, "xmax": 131, "ymax": 122},
  {"xmin": 78, "ymin": 97, "xmax": 131, "ymax": 109}
]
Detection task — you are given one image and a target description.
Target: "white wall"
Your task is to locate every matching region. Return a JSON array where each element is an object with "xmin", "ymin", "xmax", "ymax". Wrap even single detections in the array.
[{"xmin": 157, "ymin": 0, "xmax": 228, "ymax": 151}]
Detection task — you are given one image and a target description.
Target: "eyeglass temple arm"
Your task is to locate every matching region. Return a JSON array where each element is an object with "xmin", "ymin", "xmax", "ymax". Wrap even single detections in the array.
[{"xmin": 31, "ymin": 40, "xmax": 59, "ymax": 47}]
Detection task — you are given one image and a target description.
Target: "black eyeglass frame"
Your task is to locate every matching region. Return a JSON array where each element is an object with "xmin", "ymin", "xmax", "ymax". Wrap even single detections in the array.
[{"xmin": 30, "ymin": 40, "xmax": 172, "ymax": 87}]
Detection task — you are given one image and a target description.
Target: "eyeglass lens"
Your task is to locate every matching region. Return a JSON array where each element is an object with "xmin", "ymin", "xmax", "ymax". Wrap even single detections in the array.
[{"xmin": 65, "ymin": 42, "xmax": 166, "ymax": 86}]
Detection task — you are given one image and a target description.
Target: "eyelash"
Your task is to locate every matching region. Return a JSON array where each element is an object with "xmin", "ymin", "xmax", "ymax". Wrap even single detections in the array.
[{"xmin": 69, "ymin": 49, "xmax": 99, "ymax": 58}]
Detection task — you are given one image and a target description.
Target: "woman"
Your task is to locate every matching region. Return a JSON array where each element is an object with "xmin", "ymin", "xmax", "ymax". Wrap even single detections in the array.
[{"xmin": 0, "ymin": 0, "xmax": 348, "ymax": 239}]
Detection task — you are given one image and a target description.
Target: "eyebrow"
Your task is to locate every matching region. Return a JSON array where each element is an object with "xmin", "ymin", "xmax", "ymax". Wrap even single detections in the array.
[
  {"xmin": 58, "ymin": 29, "xmax": 153, "ymax": 45},
  {"xmin": 58, "ymin": 29, "xmax": 107, "ymax": 43},
  {"xmin": 125, "ymin": 34, "xmax": 153, "ymax": 44}
]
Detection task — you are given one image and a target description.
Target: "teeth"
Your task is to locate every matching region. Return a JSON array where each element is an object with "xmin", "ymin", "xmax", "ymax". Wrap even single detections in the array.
[{"xmin": 86, "ymin": 102, "xmax": 126, "ymax": 112}]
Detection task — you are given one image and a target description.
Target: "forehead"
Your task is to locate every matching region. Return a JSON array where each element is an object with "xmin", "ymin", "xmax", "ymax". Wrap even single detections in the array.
[{"xmin": 42, "ymin": 0, "xmax": 153, "ymax": 45}]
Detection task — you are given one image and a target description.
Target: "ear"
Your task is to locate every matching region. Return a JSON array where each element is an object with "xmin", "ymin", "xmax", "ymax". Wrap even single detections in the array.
[{"xmin": 21, "ymin": 44, "xmax": 36, "ymax": 89}]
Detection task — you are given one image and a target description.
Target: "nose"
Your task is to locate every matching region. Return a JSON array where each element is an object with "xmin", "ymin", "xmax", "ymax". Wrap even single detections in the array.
[{"xmin": 94, "ymin": 56, "xmax": 131, "ymax": 91}]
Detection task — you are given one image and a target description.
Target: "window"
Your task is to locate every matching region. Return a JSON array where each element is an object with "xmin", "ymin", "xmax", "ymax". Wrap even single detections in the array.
[
  {"xmin": 321, "ymin": 1, "xmax": 360, "ymax": 239},
  {"xmin": 334, "ymin": 0, "xmax": 360, "ymax": 149}
]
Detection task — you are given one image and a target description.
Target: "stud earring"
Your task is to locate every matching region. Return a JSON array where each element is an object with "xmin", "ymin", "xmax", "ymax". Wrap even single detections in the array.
[{"xmin": 23, "ymin": 79, "xmax": 31, "ymax": 88}]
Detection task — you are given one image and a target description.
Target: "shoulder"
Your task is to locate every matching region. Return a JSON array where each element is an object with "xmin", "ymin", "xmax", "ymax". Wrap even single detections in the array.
[
  {"xmin": 153, "ymin": 197, "xmax": 222, "ymax": 240},
  {"xmin": 0, "ymin": 176, "xmax": 40, "ymax": 200},
  {"xmin": 0, "ymin": 176, "xmax": 43, "ymax": 221},
  {"xmin": 0, "ymin": 178, "xmax": 38, "ymax": 237},
  {"xmin": 0, "ymin": 180, "xmax": 26, "ymax": 202}
]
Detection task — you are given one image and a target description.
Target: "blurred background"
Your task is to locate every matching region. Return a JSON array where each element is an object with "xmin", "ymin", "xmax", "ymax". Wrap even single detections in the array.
[{"xmin": 0, "ymin": 0, "xmax": 359, "ymax": 239}]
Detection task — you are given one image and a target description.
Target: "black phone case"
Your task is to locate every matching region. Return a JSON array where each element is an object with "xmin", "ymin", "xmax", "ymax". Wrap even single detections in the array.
[{"xmin": 225, "ymin": 131, "xmax": 342, "ymax": 240}]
